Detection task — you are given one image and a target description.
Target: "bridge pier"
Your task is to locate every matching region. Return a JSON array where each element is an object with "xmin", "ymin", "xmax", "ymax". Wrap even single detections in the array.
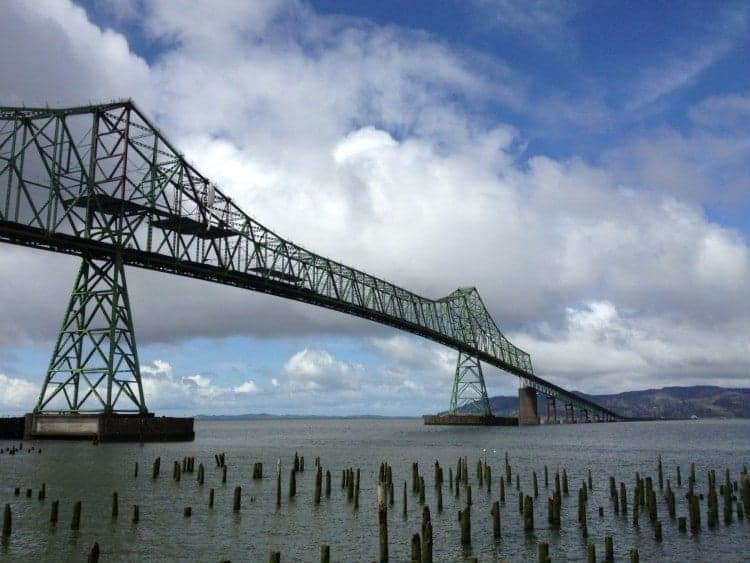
[
  {"xmin": 518, "ymin": 386, "xmax": 540, "ymax": 425},
  {"xmin": 545, "ymin": 397, "xmax": 558, "ymax": 424}
]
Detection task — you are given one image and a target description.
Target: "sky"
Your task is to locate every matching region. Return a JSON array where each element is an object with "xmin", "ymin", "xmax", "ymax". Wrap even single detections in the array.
[{"xmin": 1, "ymin": 0, "xmax": 749, "ymax": 416}]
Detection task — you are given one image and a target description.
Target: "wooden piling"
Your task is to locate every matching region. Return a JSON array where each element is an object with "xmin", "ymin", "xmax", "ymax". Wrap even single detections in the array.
[
  {"xmin": 467, "ymin": 485, "xmax": 472, "ymax": 507},
  {"xmin": 233, "ymin": 486, "xmax": 242, "ymax": 511},
  {"xmin": 355, "ymin": 468, "xmax": 361, "ymax": 510},
  {"xmin": 620, "ymin": 482, "xmax": 627, "ymax": 513},
  {"xmin": 658, "ymin": 455, "xmax": 663, "ymax": 490},
  {"xmin": 209, "ymin": 488, "xmax": 215, "ymax": 509},
  {"xmin": 320, "ymin": 544, "xmax": 330, "ymax": 563},
  {"xmin": 410, "ymin": 534, "xmax": 421, "ymax": 562},
  {"xmin": 544, "ymin": 465, "xmax": 548, "ymax": 488},
  {"xmin": 562, "ymin": 470, "xmax": 568, "ymax": 496},
  {"xmin": 403, "ymin": 482, "xmax": 407, "ymax": 517},
  {"xmin": 2, "ymin": 504, "xmax": 10, "ymax": 538},
  {"xmin": 152, "ymin": 457, "xmax": 160, "ymax": 479},
  {"xmin": 112, "ymin": 492, "xmax": 118, "ymax": 518},
  {"xmin": 269, "ymin": 551, "xmax": 281, "ymax": 563},
  {"xmin": 491, "ymin": 500, "xmax": 501, "ymax": 538},
  {"xmin": 198, "ymin": 463, "xmax": 204, "ymax": 485},
  {"xmin": 524, "ymin": 495, "xmax": 534, "ymax": 532},
  {"xmin": 183, "ymin": 507, "xmax": 192, "ymax": 518},
  {"xmin": 678, "ymin": 516, "xmax": 686, "ymax": 531},
  {"xmin": 377, "ymin": 481, "xmax": 388, "ymax": 563},
  {"xmin": 587, "ymin": 468, "xmax": 592, "ymax": 490},
  {"xmin": 421, "ymin": 505, "xmax": 432, "ymax": 563},
  {"xmin": 87, "ymin": 542, "xmax": 100, "ymax": 563},
  {"xmin": 677, "ymin": 465, "xmax": 682, "ymax": 487},
  {"xmin": 71, "ymin": 501, "xmax": 82, "ymax": 531},
  {"xmin": 538, "ymin": 542, "xmax": 550, "ymax": 563},
  {"xmin": 326, "ymin": 470, "xmax": 331, "ymax": 498},
  {"xmin": 289, "ymin": 468, "xmax": 297, "ymax": 499},
  {"xmin": 604, "ymin": 536, "xmax": 613, "ymax": 561},
  {"xmin": 437, "ymin": 481, "xmax": 443, "ymax": 512},
  {"xmin": 586, "ymin": 543, "xmax": 596, "ymax": 563},
  {"xmin": 654, "ymin": 520, "xmax": 662, "ymax": 541},
  {"xmin": 459, "ymin": 506, "xmax": 471, "ymax": 546},
  {"xmin": 533, "ymin": 471, "xmax": 538, "ymax": 498},
  {"xmin": 50, "ymin": 500, "xmax": 59, "ymax": 523},
  {"xmin": 222, "ymin": 466, "xmax": 227, "ymax": 484},
  {"xmin": 314, "ymin": 466, "xmax": 322, "ymax": 505},
  {"xmin": 132, "ymin": 504, "xmax": 139, "ymax": 524},
  {"xmin": 500, "ymin": 477, "xmax": 505, "ymax": 503}
]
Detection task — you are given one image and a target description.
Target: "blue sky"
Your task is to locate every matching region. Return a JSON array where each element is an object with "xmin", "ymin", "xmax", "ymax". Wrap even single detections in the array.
[{"xmin": 1, "ymin": 0, "xmax": 749, "ymax": 416}]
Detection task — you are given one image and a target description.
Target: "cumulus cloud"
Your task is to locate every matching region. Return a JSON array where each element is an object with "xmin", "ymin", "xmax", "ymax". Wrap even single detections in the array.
[
  {"xmin": 1, "ymin": 0, "xmax": 749, "ymax": 414},
  {"xmin": 0, "ymin": 373, "xmax": 38, "ymax": 412}
]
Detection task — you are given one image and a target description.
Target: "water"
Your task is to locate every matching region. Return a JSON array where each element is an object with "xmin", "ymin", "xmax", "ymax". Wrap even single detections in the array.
[{"xmin": 1, "ymin": 419, "xmax": 749, "ymax": 562}]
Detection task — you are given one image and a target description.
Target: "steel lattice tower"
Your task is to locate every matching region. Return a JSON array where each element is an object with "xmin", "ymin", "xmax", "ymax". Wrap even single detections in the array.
[
  {"xmin": 449, "ymin": 352, "xmax": 492, "ymax": 416},
  {"xmin": 34, "ymin": 252, "xmax": 147, "ymax": 414}
]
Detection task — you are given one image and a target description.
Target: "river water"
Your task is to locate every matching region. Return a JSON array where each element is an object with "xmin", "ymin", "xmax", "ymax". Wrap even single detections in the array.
[{"xmin": 1, "ymin": 418, "xmax": 749, "ymax": 562}]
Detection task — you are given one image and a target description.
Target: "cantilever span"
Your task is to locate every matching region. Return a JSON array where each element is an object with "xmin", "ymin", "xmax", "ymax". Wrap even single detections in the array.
[{"xmin": 0, "ymin": 101, "xmax": 620, "ymax": 422}]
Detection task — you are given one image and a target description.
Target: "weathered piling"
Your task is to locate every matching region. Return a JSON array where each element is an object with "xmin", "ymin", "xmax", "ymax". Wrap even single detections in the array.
[
  {"xmin": 588, "ymin": 468, "xmax": 593, "ymax": 490},
  {"xmin": 449, "ymin": 468, "xmax": 453, "ymax": 490},
  {"xmin": 314, "ymin": 466, "xmax": 323, "ymax": 505},
  {"xmin": 289, "ymin": 469, "xmax": 297, "ymax": 499},
  {"xmin": 545, "ymin": 465, "xmax": 549, "ymax": 488},
  {"xmin": 412, "ymin": 463, "xmax": 419, "ymax": 493},
  {"xmin": 459, "ymin": 505, "xmax": 471, "ymax": 546},
  {"xmin": 2, "ymin": 504, "xmax": 10, "ymax": 538},
  {"xmin": 71, "ymin": 501, "xmax": 82, "ymax": 530},
  {"xmin": 410, "ymin": 534, "xmax": 421, "ymax": 562},
  {"xmin": 50, "ymin": 500, "xmax": 59, "ymax": 523},
  {"xmin": 689, "ymin": 494, "xmax": 700, "ymax": 533},
  {"xmin": 604, "ymin": 535, "xmax": 614, "ymax": 561},
  {"xmin": 629, "ymin": 547, "xmax": 640, "ymax": 562},
  {"xmin": 347, "ymin": 470, "xmax": 355, "ymax": 502},
  {"xmin": 355, "ymin": 468, "xmax": 361, "ymax": 510},
  {"xmin": 418, "ymin": 476, "xmax": 425, "ymax": 505},
  {"xmin": 491, "ymin": 500, "xmax": 501, "ymax": 539},
  {"xmin": 518, "ymin": 491, "xmax": 523, "ymax": 513},
  {"xmin": 253, "ymin": 462, "xmax": 263, "ymax": 480},
  {"xmin": 320, "ymin": 544, "xmax": 330, "ymax": 563},
  {"xmin": 586, "ymin": 543, "xmax": 596, "ymax": 563},
  {"xmin": 523, "ymin": 495, "xmax": 534, "ymax": 532},
  {"xmin": 222, "ymin": 466, "xmax": 227, "ymax": 484},
  {"xmin": 134, "ymin": 462, "xmax": 139, "ymax": 478},
  {"xmin": 620, "ymin": 482, "xmax": 627, "ymax": 513},
  {"xmin": 437, "ymin": 480, "xmax": 443, "ymax": 512},
  {"xmin": 485, "ymin": 465, "xmax": 491, "ymax": 494},
  {"xmin": 209, "ymin": 488, "xmax": 215, "ymax": 509},
  {"xmin": 276, "ymin": 462, "xmax": 282, "ymax": 508},
  {"xmin": 377, "ymin": 481, "xmax": 388, "ymax": 563},
  {"xmin": 658, "ymin": 455, "xmax": 663, "ymax": 490},
  {"xmin": 516, "ymin": 474, "xmax": 520, "ymax": 491},
  {"xmin": 421, "ymin": 505, "xmax": 433, "ymax": 563},
  {"xmin": 132, "ymin": 504, "xmax": 140, "ymax": 524},
  {"xmin": 269, "ymin": 551, "xmax": 281, "ymax": 563},
  {"xmin": 233, "ymin": 486, "xmax": 242, "ymax": 511},
  {"xmin": 533, "ymin": 471, "xmax": 539, "ymax": 498},
  {"xmin": 87, "ymin": 542, "xmax": 100, "ymax": 563},
  {"xmin": 654, "ymin": 520, "xmax": 662, "ymax": 541},
  {"xmin": 326, "ymin": 470, "xmax": 331, "ymax": 498},
  {"xmin": 466, "ymin": 485, "xmax": 472, "ymax": 507},
  {"xmin": 678, "ymin": 516, "xmax": 687, "ymax": 532},
  {"xmin": 677, "ymin": 465, "xmax": 682, "ymax": 487},
  {"xmin": 538, "ymin": 542, "xmax": 550, "ymax": 563},
  {"xmin": 198, "ymin": 463, "xmax": 205, "ymax": 485},
  {"xmin": 403, "ymin": 482, "xmax": 407, "ymax": 517},
  {"xmin": 562, "ymin": 470, "xmax": 569, "ymax": 496},
  {"xmin": 152, "ymin": 457, "xmax": 161, "ymax": 479},
  {"xmin": 183, "ymin": 506, "xmax": 192, "ymax": 518},
  {"xmin": 477, "ymin": 460, "xmax": 484, "ymax": 488},
  {"xmin": 500, "ymin": 477, "xmax": 505, "ymax": 503},
  {"xmin": 111, "ymin": 492, "xmax": 119, "ymax": 518}
]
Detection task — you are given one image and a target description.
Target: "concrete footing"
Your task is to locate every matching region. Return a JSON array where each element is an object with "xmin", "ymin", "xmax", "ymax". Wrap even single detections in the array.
[
  {"xmin": 423, "ymin": 414, "xmax": 518, "ymax": 426},
  {"xmin": 518, "ymin": 387, "xmax": 540, "ymax": 425},
  {"xmin": 19, "ymin": 413, "xmax": 194, "ymax": 442}
]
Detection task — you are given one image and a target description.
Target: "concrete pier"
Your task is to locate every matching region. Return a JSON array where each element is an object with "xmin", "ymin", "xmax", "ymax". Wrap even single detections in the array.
[
  {"xmin": 518, "ymin": 387, "xmax": 540, "ymax": 425},
  {"xmin": 21, "ymin": 413, "xmax": 194, "ymax": 442},
  {"xmin": 422, "ymin": 414, "xmax": 518, "ymax": 426}
]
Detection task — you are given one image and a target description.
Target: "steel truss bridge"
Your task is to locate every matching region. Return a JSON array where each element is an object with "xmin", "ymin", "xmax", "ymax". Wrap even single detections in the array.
[{"xmin": 0, "ymin": 101, "xmax": 619, "ymax": 422}]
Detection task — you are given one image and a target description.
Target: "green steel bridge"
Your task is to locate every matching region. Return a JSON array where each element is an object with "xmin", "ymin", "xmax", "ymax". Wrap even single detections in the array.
[{"xmin": 0, "ymin": 101, "xmax": 620, "ymax": 423}]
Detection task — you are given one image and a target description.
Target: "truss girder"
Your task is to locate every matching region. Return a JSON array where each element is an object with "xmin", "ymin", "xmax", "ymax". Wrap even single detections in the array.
[{"xmin": 0, "ymin": 102, "xmax": 620, "ymax": 420}]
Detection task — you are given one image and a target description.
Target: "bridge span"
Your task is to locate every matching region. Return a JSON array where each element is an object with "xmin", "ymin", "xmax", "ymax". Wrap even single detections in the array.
[{"xmin": 0, "ymin": 101, "xmax": 620, "ymax": 438}]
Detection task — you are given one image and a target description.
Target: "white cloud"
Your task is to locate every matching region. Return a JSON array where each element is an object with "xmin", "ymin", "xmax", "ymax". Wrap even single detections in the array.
[
  {"xmin": 0, "ymin": 374, "xmax": 38, "ymax": 411},
  {"xmin": 233, "ymin": 380, "xmax": 259, "ymax": 394}
]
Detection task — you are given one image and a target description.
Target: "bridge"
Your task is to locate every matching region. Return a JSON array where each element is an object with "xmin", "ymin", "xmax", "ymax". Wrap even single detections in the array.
[{"xmin": 0, "ymin": 101, "xmax": 620, "ymax": 438}]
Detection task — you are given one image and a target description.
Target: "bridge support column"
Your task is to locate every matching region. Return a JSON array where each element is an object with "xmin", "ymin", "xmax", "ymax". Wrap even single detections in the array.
[
  {"xmin": 34, "ymin": 253, "xmax": 147, "ymax": 415},
  {"xmin": 545, "ymin": 396, "xmax": 557, "ymax": 424},
  {"xmin": 518, "ymin": 386, "xmax": 539, "ymax": 425},
  {"xmin": 449, "ymin": 352, "xmax": 492, "ymax": 416}
]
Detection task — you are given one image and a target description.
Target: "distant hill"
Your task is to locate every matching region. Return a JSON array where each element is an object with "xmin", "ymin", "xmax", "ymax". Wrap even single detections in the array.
[
  {"xmin": 477, "ymin": 386, "xmax": 750, "ymax": 419},
  {"xmin": 194, "ymin": 413, "xmax": 412, "ymax": 421}
]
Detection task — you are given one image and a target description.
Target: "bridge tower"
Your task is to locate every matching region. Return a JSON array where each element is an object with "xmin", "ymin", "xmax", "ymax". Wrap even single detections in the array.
[
  {"xmin": 448, "ymin": 352, "xmax": 492, "ymax": 416},
  {"xmin": 34, "ymin": 252, "xmax": 147, "ymax": 414}
]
